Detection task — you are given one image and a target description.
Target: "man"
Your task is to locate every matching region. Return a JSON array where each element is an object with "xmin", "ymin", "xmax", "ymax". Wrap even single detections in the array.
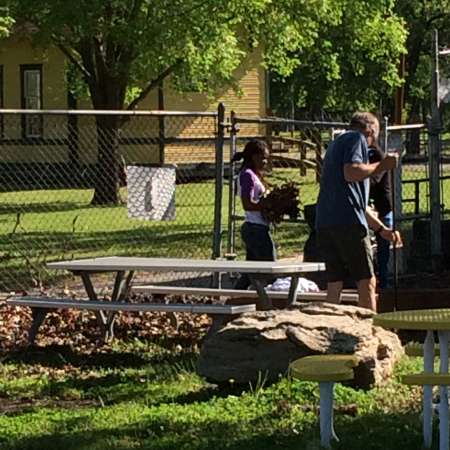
[
  {"xmin": 315, "ymin": 112, "xmax": 401, "ymax": 311},
  {"xmin": 369, "ymin": 143, "xmax": 393, "ymax": 289}
]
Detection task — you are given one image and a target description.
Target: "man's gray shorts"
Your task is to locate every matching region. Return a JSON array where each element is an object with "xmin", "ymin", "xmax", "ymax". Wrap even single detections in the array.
[{"xmin": 317, "ymin": 224, "xmax": 374, "ymax": 283}]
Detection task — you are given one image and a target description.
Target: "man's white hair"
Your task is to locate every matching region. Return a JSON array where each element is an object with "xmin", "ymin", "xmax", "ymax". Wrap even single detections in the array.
[{"xmin": 349, "ymin": 112, "xmax": 380, "ymax": 139}]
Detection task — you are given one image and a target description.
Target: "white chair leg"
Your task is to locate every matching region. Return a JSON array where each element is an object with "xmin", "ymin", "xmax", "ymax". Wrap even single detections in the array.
[
  {"xmin": 438, "ymin": 331, "xmax": 449, "ymax": 450},
  {"xmin": 330, "ymin": 382, "xmax": 339, "ymax": 442},
  {"xmin": 424, "ymin": 330, "xmax": 435, "ymax": 449},
  {"xmin": 319, "ymin": 382, "xmax": 335, "ymax": 449}
]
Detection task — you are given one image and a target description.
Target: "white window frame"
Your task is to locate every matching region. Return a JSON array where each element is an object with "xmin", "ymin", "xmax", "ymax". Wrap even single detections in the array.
[{"xmin": 21, "ymin": 64, "xmax": 43, "ymax": 138}]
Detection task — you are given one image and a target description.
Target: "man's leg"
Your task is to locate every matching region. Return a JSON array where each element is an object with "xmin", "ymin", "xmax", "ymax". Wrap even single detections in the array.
[
  {"xmin": 356, "ymin": 276, "xmax": 377, "ymax": 311},
  {"xmin": 327, "ymin": 281, "xmax": 343, "ymax": 303},
  {"xmin": 317, "ymin": 228, "xmax": 345, "ymax": 304}
]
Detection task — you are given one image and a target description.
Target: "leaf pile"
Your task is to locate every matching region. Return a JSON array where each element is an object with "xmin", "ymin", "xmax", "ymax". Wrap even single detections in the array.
[
  {"xmin": 261, "ymin": 181, "xmax": 300, "ymax": 224},
  {"xmin": 0, "ymin": 293, "xmax": 211, "ymax": 353}
]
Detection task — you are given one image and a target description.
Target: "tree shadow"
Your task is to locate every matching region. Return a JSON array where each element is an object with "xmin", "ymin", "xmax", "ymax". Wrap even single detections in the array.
[
  {"xmin": 0, "ymin": 202, "xmax": 101, "ymax": 215},
  {"xmin": 1, "ymin": 407, "xmax": 429, "ymax": 450}
]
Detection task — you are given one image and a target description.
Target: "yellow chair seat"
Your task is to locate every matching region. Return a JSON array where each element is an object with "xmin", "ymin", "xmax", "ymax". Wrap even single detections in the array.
[
  {"xmin": 402, "ymin": 373, "xmax": 450, "ymax": 386},
  {"xmin": 289, "ymin": 355, "xmax": 358, "ymax": 382},
  {"xmin": 374, "ymin": 309, "xmax": 450, "ymax": 331}
]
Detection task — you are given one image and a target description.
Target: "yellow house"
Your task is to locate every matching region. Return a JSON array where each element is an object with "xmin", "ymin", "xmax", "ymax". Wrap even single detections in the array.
[{"xmin": 0, "ymin": 33, "xmax": 267, "ymax": 166}]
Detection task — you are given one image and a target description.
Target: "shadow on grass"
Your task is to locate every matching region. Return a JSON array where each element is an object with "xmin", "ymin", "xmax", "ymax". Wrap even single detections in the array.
[
  {"xmin": 0, "ymin": 407, "xmax": 429, "ymax": 450},
  {"xmin": 0, "ymin": 342, "xmax": 196, "ymax": 370},
  {"xmin": 0, "ymin": 202, "xmax": 111, "ymax": 215},
  {"xmin": 0, "ymin": 225, "xmax": 214, "ymax": 290}
]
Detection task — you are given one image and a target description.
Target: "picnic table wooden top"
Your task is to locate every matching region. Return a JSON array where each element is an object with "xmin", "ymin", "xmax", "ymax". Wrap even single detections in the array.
[{"xmin": 47, "ymin": 256, "xmax": 325, "ymax": 275}]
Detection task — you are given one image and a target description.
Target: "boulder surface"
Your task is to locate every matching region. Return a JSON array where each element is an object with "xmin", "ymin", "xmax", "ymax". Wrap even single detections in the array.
[{"xmin": 197, "ymin": 302, "xmax": 403, "ymax": 389}]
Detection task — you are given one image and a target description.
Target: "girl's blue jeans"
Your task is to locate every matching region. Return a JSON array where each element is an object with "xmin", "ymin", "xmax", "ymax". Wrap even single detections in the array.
[
  {"xmin": 376, "ymin": 211, "xmax": 393, "ymax": 289},
  {"xmin": 234, "ymin": 222, "xmax": 276, "ymax": 290}
]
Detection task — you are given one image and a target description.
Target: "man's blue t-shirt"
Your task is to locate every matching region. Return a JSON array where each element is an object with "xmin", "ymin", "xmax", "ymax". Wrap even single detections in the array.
[{"xmin": 315, "ymin": 130, "xmax": 370, "ymax": 230}]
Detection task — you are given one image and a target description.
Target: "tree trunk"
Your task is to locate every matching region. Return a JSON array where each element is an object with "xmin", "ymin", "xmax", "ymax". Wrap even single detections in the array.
[{"xmin": 90, "ymin": 113, "xmax": 122, "ymax": 205}]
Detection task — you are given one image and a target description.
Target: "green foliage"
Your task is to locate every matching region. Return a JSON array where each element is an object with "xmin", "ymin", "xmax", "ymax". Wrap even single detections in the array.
[
  {"xmin": 271, "ymin": 0, "xmax": 407, "ymax": 117},
  {"xmin": 0, "ymin": 3, "xmax": 280, "ymax": 103},
  {"xmin": 0, "ymin": 6, "xmax": 14, "ymax": 38},
  {"xmin": 394, "ymin": 0, "xmax": 450, "ymax": 122},
  {"xmin": 5, "ymin": 0, "xmax": 405, "ymax": 112}
]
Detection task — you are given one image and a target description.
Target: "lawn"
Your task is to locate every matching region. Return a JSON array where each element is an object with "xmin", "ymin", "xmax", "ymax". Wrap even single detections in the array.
[
  {"xmin": 0, "ymin": 161, "xmax": 445, "ymax": 291},
  {"xmin": 0, "ymin": 337, "xmax": 429, "ymax": 450},
  {"xmin": 0, "ymin": 162, "xmax": 443, "ymax": 450},
  {"xmin": 0, "ymin": 175, "xmax": 311, "ymax": 291}
]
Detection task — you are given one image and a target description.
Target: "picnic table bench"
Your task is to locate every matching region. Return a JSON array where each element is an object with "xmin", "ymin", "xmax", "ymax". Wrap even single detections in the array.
[
  {"xmin": 132, "ymin": 285, "xmax": 359, "ymax": 304},
  {"xmin": 7, "ymin": 256, "xmax": 325, "ymax": 343}
]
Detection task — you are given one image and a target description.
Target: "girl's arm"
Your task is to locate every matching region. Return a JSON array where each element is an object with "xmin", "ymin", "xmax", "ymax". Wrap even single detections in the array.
[{"xmin": 241, "ymin": 196, "xmax": 262, "ymax": 211}]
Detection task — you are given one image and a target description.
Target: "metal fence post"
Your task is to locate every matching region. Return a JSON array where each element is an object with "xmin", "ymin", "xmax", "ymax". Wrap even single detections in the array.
[
  {"xmin": 212, "ymin": 103, "xmax": 225, "ymax": 260},
  {"xmin": 226, "ymin": 111, "xmax": 238, "ymax": 259},
  {"xmin": 158, "ymin": 82, "xmax": 165, "ymax": 164},
  {"xmin": 429, "ymin": 29, "xmax": 443, "ymax": 271}
]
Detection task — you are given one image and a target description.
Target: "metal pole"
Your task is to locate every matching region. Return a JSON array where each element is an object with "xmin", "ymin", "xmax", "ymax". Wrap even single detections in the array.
[
  {"xmin": 429, "ymin": 29, "xmax": 443, "ymax": 271},
  {"xmin": 212, "ymin": 103, "xmax": 225, "ymax": 260},
  {"xmin": 212, "ymin": 103, "xmax": 225, "ymax": 287},
  {"xmin": 384, "ymin": 117, "xmax": 398, "ymax": 311},
  {"xmin": 226, "ymin": 111, "xmax": 238, "ymax": 259},
  {"xmin": 158, "ymin": 82, "xmax": 165, "ymax": 164}
]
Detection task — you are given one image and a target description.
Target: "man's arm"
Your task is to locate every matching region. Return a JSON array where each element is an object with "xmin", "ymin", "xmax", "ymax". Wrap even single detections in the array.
[
  {"xmin": 344, "ymin": 154, "xmax": 398, "ymax": 183},
  {"xmin": 365, "ymin": 207, "xmax": 402, "ymax": 246}
]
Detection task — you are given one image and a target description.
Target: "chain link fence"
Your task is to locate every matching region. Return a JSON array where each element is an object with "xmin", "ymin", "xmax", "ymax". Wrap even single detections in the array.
[
  {"xmin": 226, "ymin": 115, "xmax": 346, "ymax": 264},
  {"xmin": 0, "ymin": 109, "xmax": 221, "ymax": 291},
  {"xmin": 0, "ymin": 106, "xmax": 444, "ymax": 293},
  {"xmin": 226, "ymin": 114, "xmax": 434, "ymax": 279}
]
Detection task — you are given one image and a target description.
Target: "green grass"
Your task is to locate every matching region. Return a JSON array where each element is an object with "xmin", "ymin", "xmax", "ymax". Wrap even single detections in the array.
[
  {"xmin": 0, "ymin": 175, "xmax": 311, "ymax": 291},
  {"xmin": 0, "ymin": 163, "xmax": 446, "ymax": 291},
  {"xmin": 0, "ymin": 340, "xmax": 432, "ymax": 450}
]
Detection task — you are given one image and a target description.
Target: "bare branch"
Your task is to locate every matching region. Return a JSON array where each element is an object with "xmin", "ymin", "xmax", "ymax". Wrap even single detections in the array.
[
  {"xmin": 126, "ymin": 60, "xmax": 182, "ymax": 111},
  {"xmin": 54, "ymin": 40, "xmax": 92, "ymax": 82}
]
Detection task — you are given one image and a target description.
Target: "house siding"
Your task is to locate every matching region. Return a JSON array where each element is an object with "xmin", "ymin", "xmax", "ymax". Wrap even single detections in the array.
[{"xmin": 0, "ymin": 37, "xmax": 265, "ymax": 166}]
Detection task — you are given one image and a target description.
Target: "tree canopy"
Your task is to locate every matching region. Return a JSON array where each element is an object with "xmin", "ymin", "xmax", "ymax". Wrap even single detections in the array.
[
  {"xmin": 0, "ymin": 7, "xmax": 14, "ymax": 38},
  {"xmin": 270, "ymin": 0, "xmax": 407, "ymax": 118},
  {"xmin": 6, "ymin": 0, "xmax": 407, "ymax": 112},
  {"xmin": 5, "ymin": 0, "xmax": 350, "ymax": 110},
  {"xmin": 4, "ymin": 0, "xmax": 409, "ymax": 203},
  {"xmin": 394, "ymin": 0, "xmax": 450, "ymax": 123}
]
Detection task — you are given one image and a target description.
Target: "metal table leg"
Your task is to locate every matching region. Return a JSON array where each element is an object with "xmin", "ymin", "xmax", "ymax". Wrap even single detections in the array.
[
  {"xmin": 28, "ymin": 307, "xmax": 50, "ymax": 345},
  {"xmin": 286, "ymin": 275, "xmax": 300, "ymax": 306},
  {"xmin": 423, "ymin": 330, "xmax": 435, "ymax": 449},
  {"xmin": 80, "ymin": 272, "xmax": 106, "ymax": 327},
  {"xmin": 249, "ymin": 275, "xmax": 273, "ymax": 310},
  {"xmin": 104, "ymin": 270, "xmax": 135, "ymax": 340},
  {"xmin": 438, "ymin": 331, "xmax": 449, "ymax": 450},
  {"xmin": 80, "ymin": 270, "xmax": 135, "ymax": 341}
]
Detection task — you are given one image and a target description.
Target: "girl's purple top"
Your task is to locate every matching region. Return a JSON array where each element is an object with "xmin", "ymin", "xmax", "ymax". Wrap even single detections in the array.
[{"xmin": 238, "ymin": 168, "xmax": 269, "ymax": 226}]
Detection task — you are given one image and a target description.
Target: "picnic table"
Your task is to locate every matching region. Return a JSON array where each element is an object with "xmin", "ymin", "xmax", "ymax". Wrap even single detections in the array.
[
  {"xmin": 9, "ymin": 256, "xmax": 325, "ymax": 342},
  {"xmin": 374, "ymin": 309, "xmax": 450, "ymax": 450}
]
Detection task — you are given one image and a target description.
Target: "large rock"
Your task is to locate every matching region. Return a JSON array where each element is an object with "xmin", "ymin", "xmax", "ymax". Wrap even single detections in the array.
[{"xmin": 197, "ymin": 302, "xmax": 403, "ymax": 389}]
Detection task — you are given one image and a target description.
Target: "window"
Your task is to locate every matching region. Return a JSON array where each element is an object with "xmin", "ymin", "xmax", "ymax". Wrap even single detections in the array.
[{"xmin": 21, "ymin": 64, "xmax": 42, "ymax": 138}]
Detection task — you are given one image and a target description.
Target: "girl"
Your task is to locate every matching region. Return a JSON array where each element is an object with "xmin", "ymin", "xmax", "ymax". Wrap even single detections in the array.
[{"xmin": 232, "ymin": 139, "xmax": 276, "ymax": 289}]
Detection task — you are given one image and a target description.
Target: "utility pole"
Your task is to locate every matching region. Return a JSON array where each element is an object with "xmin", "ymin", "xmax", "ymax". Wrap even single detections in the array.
[{"xmin": 429, "ymin": 29, "xmax": 443, "ymax": 271}]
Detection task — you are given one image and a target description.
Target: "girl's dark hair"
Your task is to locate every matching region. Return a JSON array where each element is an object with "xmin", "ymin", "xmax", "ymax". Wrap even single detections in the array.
[{"xmin": 231, "ymin": 139, "xmax": 267, "ymax": 170}]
